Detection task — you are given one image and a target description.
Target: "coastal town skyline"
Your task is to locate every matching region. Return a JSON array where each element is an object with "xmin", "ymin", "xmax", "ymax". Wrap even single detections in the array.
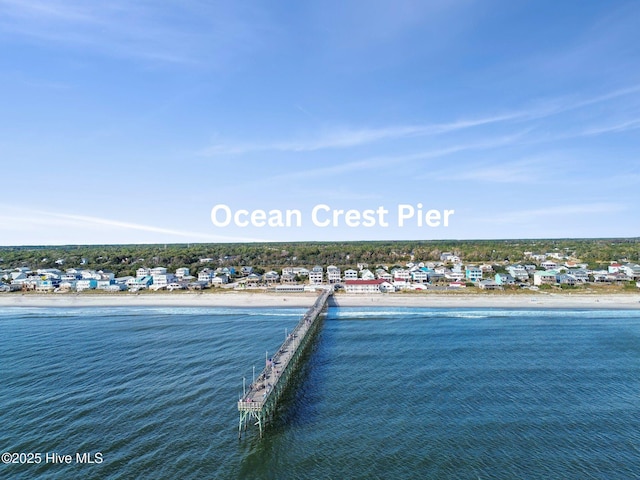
[{"xmin": 2, "ymin": 1, "xmax": 639, "ymax": 245}]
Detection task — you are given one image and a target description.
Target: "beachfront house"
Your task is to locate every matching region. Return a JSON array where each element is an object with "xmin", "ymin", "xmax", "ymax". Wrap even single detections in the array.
[
  {"xmin": 567, "ymin": 269, "xmax": 589, "ymax": 283},
  {"xmin": 35, "ymin": 279, "xmax": 55, "ymax": 292},
  {"xmin": 211, "ymin": 275, "xmax": 229, "ymax": 286},
  {"xmin": 198, "ymin": 269, "xmax": 215, "ymax": 283},
  {"xmin": 533, "ymin": 271, "xmax": 557, "ymax": 286},
  {"xmin": 241, "ymin": 266, "xmax": 254, "ymax": 276},
  {"xmin": 391, "ymin": 268, "xmax": 411, "ymax": 281},
  {"xmin": 495, "ymin": 273, "xmax": 515, "ymax": 286},
  {"xmin": 152, "ymin": 273, "xmax": 175, "ymax": 288},
  {"xmin": 478, "ymin": 279, "xmax": 501, "ymax": 290},
  {"xmin": 465, "ymin": 266, "xmax": 483, "ymax": 282},
  {"xmin": 326, "ymin": 266, "xmax": 341, "ymax": 284},
  {"xmin": 506, "ymin": 265, "xmax": 529, "ymax": 281},
  {"xmin": 309, "ymin": 267, "xmax": 324, "ymax": 284},
  {"xmin": 76, "ymin": 279, "xmax": 98, "ymax": 291},
  {"xmin": 136, "ymin": 267, "xmax": 151, "ymax": 278},
  {"xmin": 556, "ymin": 274, "xmax": 577, "ymax": 286},
  {"xmin": 263, "ymin": 271, "xmax": 280, "ymax": 284},
  {"xmin": 411, "ymin": 270, "xmax": 429, "ymax": 283},
  {"xmin": 129, "ymin": 276, "xmax": 153, "ymax": 289},
  {"xmin": 281, "ymin": 273, "xmax": 297, "ymax": 284},
  {"xmin": 343, "ymin": 269, "xmax": 358, "ymax": 280},
  {"xmin": 96, "ymin": 279, "xmax": 115, "ymax": 290},
  {"xmin": 344, "ymin": 279, "xmax": 394, "ymax": 294},
  {"xmin": 176, "ymin": 267, "xmax": 190, "ymax": 279}
]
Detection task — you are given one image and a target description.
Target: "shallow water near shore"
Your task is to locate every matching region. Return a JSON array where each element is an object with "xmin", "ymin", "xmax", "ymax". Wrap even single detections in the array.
[{"xmin": 1, "ymin": 306, "xmax": 640, "ymax": 479}]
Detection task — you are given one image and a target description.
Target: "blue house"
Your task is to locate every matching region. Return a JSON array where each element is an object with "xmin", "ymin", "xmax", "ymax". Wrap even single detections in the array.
[{"xmin": 495, "ymin": 273, "xmax": 515, "ymax": 285}]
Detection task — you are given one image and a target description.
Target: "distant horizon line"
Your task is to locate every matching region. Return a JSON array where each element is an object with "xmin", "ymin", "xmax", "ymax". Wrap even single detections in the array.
[{"xmin": 1, "ymin": 236, "xmax": 639, "ymax": 249}]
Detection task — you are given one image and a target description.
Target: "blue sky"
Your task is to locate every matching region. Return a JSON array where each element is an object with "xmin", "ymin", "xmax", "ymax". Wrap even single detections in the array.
[{"xmin": 1, "ymin": 0, "xmax": 639, "ymax": 245}]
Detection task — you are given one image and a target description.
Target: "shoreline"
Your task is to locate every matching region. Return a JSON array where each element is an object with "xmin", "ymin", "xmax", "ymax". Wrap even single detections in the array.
[{"xmin": 1, "ymin": 291, "xmax": 639, "ymax": 309}]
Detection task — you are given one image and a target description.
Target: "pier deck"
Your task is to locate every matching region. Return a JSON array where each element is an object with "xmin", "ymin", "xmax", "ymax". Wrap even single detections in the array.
[{"xmin": 238, "ymin": 288, "xmax": 332, "ymax": 437}]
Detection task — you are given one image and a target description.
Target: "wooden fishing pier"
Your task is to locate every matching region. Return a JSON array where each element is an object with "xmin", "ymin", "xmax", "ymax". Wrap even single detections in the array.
[{"xmin": 237, "ymin": 288, "xmax": 332, "ymax": 438}]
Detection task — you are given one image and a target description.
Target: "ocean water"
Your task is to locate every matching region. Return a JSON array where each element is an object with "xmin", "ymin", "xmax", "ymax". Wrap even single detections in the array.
[{"xmin": 1, "ymin": 306, "xmax": 640, "ymax": 479}]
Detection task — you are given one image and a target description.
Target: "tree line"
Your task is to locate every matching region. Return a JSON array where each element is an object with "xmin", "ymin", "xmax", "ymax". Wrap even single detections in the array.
[{"xmin": 0, "ymin": 238, "xmax": 638, "ymax": 278}]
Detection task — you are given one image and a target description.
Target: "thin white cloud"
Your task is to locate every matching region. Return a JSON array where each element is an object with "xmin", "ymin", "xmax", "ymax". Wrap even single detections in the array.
[
  {"xmin": 482, "ymin": 203, "xmax": 627, "ymax": 225},
  {"xmin": 201, "ymin": 84, "xmax": 640, "ymax": 156},
  {"xmin": 0, "ymin": 0, "xmax": 269, "ymax": 66},
  {"xmin": 201, "ymin": 112, "xmax": 522, "ymax": 156},
  {"xmin": 255, "ymin": 131, "xmax": 525, "ymax": 186},
  {"xmin": 578, "ymin": 118, "xmax": 640, "ymax": 137},
  {"xmin": 0, "ymin": 207, "xmax": 263, "ymax": 243}
]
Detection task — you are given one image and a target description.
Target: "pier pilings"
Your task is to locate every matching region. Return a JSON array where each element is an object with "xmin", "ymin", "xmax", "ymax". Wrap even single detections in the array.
[{"xmin": 237, "ymin": 288, "xmax": 332, "ymax": 438}]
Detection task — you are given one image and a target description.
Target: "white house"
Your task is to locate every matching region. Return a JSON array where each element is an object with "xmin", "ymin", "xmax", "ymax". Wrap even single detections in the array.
[
  {"xmin": 76, "ymin": 279, "xmax": 98, "ymax": 291},
  {"xmin": 620, "ymin": 264, "xmax": 640, "ymax": 279},
  {"xmin": 533, "ymin": 271, "xmax": 557, "ymax": 286},
  {"xmin": 344, "ymin": 279, "xmax": 394, "ymax": 294},
  {"xmin": 411, "ymin": 270, "xmax": 429, "ymax": 283},
  {"xmin": 326, "ymin": 266, "xmax": 341, "ymax": 284},
  {"xmin": 198, "ymin": 270, "xmax": 215, "ymax": 283},
  {"xmin": 308, "ymin": 270, "xmax": 323, "ymax": 284},
  {"xmin": 152, "ymin": 274, "xmax": 176, "ymax": 287},
  {"xmin": 211, "ymin": 275, "xmax": 229, "ymax": 285},
  {"xmin": 96, "ymin": 279, "xmax": 114, "ymax": 290},
  {"xmin": 136, "ymin": 267, "xmax": 151, "ymax": 278},
  {"xmin": 343, "ymin": 269, "xmax": 358, "ymax": 280},
  {"xmin": 391, "ymin": 268, "xmax": 411, "ymax": 281},
  {"xmin": 176, "ymin": 267, "xmax": 190, "ymax": 279}
]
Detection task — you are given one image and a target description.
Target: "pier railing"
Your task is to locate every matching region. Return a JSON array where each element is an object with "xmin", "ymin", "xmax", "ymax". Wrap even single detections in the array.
[{"xmin": 237, "ymin": 288, "xmax": 332, "ymax": 437}]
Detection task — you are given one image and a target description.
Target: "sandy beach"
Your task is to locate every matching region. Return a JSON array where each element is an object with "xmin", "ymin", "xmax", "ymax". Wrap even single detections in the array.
[{"xmin": 1, "ymin": 291, "xmax": 639, "ymax": 309}]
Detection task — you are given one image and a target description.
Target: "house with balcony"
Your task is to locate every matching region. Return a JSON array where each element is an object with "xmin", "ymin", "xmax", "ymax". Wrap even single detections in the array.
[
  {"xmin": 344, "ymin": 279, "xmax": 394, "ymax": 294},
  {"xmin": 556, "ymin": 274, "xmax": 577, "ymax": 286},
  {"xmin": 281, "ymin": 273, "xmax": 297, "ymax": 284},
  {"xmin": 326, "ymin": 266, "xmax": 341, "ymax": 284},
  {"xmin": 478, "ymin": 279, "xmax": 501, "ymax": 290},
  {"xmin": 263, "ymin": 271, "xmax": 280, "ymax": 284},
  {"xmin": 343, "ymin": 269, "xmax": 358, "ymax": 280},
  {"xmin": 506, "ymin": 265, "xmax": 529, "ymax": 282},
  {"xmin": 465, "ymin": 266, "xmax": 483, "ymax": 282},
  {"xmin": 152, "ymin": 274, "xmax": 176, "ymax": 288},
  {"xmin": 76, "ymin": 279, "xmax": 98, "ymax": 291},
  {"xmin": 36, "ymin": 279, "xmax": 55, "ymax": 292},
  {"xmin": 411, "ymin": 270, "xmax": 429, "ymax": 283},
  {"xmin": 211, "ymin": 275, "xmax": 229, "ymax": 285},
  {"xmin": 620, "ymin": 263, "xmax": 640, "ymax": 280},
  {"xmin": 495, "ymin": 273, "xmax": 515, "ymax": 286},
  {"xmin": 136, "ymin": 267, "xmax": 151, "ymax": 278},
  {"xmin": 176, "ymin": 267, "xmax": 191, "ymax": 279},
  {"xmin": 198, "ymin": 269, "xmax": 215, "ymax": 283},
  {"xmin": 391, "ymin": 268, "xmax": 411, "ymax": 282},
  {"xmin": 96, "ymin": 279, "xmax": 115, "ymax": 290},
  {"xmin": 309, "ymin": 268, "xmax": 323, "ymax": 284},
  {"xmin": 567, "ymin": 269, "xmax": 589, "ymax": 282},
  {"xmin": 533, "ymin": 271, "xmax": 557, "ymax": 286}
]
